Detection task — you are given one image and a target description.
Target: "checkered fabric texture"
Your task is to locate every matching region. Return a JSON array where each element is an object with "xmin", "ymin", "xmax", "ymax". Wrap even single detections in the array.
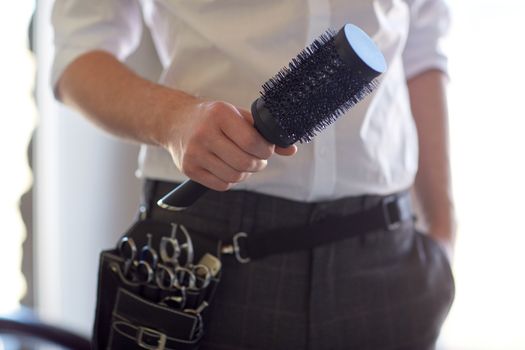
[{"xmin": 144, "ymin": 181, "xmax": 454, "ymax": 350}]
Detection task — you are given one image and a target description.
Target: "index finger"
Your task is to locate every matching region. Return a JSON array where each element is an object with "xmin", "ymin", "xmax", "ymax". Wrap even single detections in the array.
[{"xmin": 219, "ymin": 104, "xmax": 275, "ymax": 160}]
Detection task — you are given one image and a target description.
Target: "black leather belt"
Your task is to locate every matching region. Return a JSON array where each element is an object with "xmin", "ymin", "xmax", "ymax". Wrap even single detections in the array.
[
  {"xmin": 145, "ymin": 181, "xmax": 413, "ymax": 264},
  {"xmin": 219, "ymin": 191, "xmax": 413, "ymax": 263}
]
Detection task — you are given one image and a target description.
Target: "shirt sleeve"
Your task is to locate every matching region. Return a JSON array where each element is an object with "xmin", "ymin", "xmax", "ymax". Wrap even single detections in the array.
[
  {"xmin": 51, "ymin": 0, "xmax": 143, "ymax": 91},
  {"xmin": 402, "ymin": 0, "xmax": 451, "ymax": 79}
]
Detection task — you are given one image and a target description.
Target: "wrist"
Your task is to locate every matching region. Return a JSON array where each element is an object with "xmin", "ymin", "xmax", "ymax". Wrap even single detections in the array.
[
  {"xmin": 147, "ymin": 84, "xmax": 200, "ymax": 149},
  {"xmin": 429, "ymin": 232, "xmax": 455, "ymax": 262},
  {"xmin": 428, "ymin": 219, "xmax": 457, "ymax": 262}
]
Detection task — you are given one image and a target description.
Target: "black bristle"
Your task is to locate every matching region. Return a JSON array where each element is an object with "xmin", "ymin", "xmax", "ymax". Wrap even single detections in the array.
[{"xmin": 260, "ymin": 30, "xmax": 378, "ymax": 143}]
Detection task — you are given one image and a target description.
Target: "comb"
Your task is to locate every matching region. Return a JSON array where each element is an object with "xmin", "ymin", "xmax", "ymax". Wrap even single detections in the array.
[{"xmin": 158, "ymin": 23, "xmax": 386, "ymax": 210}]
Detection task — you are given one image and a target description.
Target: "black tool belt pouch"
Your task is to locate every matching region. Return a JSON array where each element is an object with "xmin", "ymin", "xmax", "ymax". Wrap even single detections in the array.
[
  {"xmin": 92, "ymin": 219, "xmax": 221, "ymax": 350},
  {"xmin": 92, "ymin": 183, "xmax": 412, "ymax": 349}
]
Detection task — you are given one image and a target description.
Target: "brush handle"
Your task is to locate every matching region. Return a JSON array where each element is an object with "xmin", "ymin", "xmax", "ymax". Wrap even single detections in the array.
[{"xmin": 157, "ymin": 179, "xmax": 208, "ymax": 211}]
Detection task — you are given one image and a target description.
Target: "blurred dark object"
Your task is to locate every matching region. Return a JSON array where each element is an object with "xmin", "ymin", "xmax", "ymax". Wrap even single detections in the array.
[
  {"xmin": 19, "ymin": 131, "xmax": 35, "ymax": 308},
  {"xmin": 20, "ymin": 2, "xmax": 37, "ymax": 308},
  {"xmin": 0, "ymin": 306, "xmax": 91, "ymax": 350}
]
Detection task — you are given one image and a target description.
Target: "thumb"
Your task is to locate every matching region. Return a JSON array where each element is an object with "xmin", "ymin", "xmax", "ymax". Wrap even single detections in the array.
[{"xmin": 275, "ymin": 144, "xmax": 298, "ymax": 156}]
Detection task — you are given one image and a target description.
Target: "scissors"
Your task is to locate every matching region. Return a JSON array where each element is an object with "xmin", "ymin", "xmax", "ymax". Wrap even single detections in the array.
[
  {"xmin": 159, "ymin": 224, "xmax": 181, "ymax": 266},
  {"xmin": 191, "ymin": 264, "xmax": 212, "ymax": 290},
  {"xmin": 157, "ymin": 263, "xmax": 211, "ymax": 292},
  {"xmin": 173, "ymin": 266, "xmax": 197, "ymax": 290},
  {"xmin": 160, "ymin": 223, "xmax": 194, "ymax": 267},
  {"xmin": 155, "ymin": 264, "xmax": 176, "ymax": 290},
  {"xmin": 155, "ymin": 265, "xmax": 196, "ymax": 310},
  {"xmin": 117, "ymin": 236, "xmax": 138, "ymax": 278},
  {"xmin": 135, "ymin": 233, "xmax": 157, "ymax": 284},
  {"xmin": 154, "ymin": 263, "xmax": 198, "ymax": 293}
]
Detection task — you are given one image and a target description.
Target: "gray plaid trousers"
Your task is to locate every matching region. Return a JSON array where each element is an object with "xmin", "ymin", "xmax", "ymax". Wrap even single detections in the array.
[{"xmin": 145, "ymin": 181, "xmax": 455, "ymax": 350}]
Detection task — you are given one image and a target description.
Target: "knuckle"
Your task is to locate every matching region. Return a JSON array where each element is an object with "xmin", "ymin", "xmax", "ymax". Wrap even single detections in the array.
[
  {"xmin": 184, "ymin": 143, "xmax": 197, "ymax": 156},
  {"xmin": 206, "ymin": 101, "xmax": 229, "ymax": 115},
  {"xmin": 213, "ymin": 181, "xmax": 232, "ymax": 192},
  {"xmin": 258, "ymin": 159, "xmax": 268, "ymax": 171},
  {"xmin": 238, "ymin": 134, "xmax": 272, "ymax": 160},
  {"xmin": 229, "ymin": 171, "xmax": 245, "ymax": 183},
  {"xmin": 184, "ymin": 145, "xmax": 202, "ymax": 163},
  {"xmin": 251, "ymin": 159, "xmax": 266, "ymax": 171},
  {"xmin": 239, "ymin": 135, "xmax": 258, "ymax": 153},
  {"xmin": 261, "ymin": 147, "xmax": 273, "ymax": 160},
  {"xmin": 181, "ymin": 162, "xmax": 196, "ymax": 178},
  {"xmin": 191, "ymin": 124, "xmax": 216, "ymax": 147},
  {"xmin": 238, "ymin": 157, "xmax": 256, "ymax": 171},
  {"xmin": 193, "ymin": 124, "xmax": 210, "ymax": 140},
  {"xmin": 240, "ymin": 172, "xmax": 252, "ymax": 182}
]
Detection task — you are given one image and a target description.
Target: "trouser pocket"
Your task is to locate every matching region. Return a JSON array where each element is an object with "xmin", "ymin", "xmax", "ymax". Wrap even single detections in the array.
[
  {"xmin": 411, "ymin": 231, "xmax": 456, "ymax": 347},
  {"xmin": 417, "ymin": 231, "xmax": 456, "ymax": 303}
]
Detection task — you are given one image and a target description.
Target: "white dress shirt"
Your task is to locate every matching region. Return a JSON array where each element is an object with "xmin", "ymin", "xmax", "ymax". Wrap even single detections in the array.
[{"xmin": 52, "ymin": 0, "xmax": 450, "ymax": 202}]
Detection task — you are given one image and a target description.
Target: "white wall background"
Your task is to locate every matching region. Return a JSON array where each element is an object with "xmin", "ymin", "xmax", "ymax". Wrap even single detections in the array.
[
  {"xmin": 0, "ymin": 0, "xmax": 34, "ymax": 315},
  {"xmin": 34, "ymin": 0, "xmax": 161, "ymax": 335},
  {"xmin": 438, "ymin": 0, "xmax": 525, "ymax": 349}
]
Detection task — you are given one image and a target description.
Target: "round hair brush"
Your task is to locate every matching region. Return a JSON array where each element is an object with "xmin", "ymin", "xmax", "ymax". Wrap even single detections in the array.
[{"xmin": 158, "ymin": 23, "xmax": 387, "ymax": 211}]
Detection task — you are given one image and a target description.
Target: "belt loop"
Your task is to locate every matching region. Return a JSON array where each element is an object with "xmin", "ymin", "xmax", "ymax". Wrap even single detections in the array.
[{"xmin": 309, "ymin": 202, "xmax": 328, "ymax": 222}]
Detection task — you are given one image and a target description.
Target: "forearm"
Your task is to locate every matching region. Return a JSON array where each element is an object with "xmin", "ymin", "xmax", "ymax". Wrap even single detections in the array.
[
  {"xmin": 55, "ymin": 50, "xmax": 296, "ymax": 191},
  {"xmin": 408, "ymin": 69, "xmax": 456, "ymax": 247},
  {"xmin": 56, "ymin": 50, "xmax": 198, "ymax": 148}
]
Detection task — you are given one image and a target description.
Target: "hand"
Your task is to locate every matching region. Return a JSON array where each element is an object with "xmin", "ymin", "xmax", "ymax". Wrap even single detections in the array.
[
  {"xmin": 164, "ymin": 100, "xmax": 297, "ymax": 191},
  {"xmin": 429, "ymin": 227, "xmax": 456, "ymax": 263}
]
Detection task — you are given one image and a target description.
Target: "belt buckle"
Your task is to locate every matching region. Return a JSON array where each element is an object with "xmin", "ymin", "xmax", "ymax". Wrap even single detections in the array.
[
  {"xmin": 382, "ymin": 195, "xmax": 401, "ymax": 231},
  {"xmin": 221, "ymin": 232, "xmax": 251, "ymax": 264},
  {"xmin": 137, "ymin": 326, "xmax": 167, "ymax": 350}
]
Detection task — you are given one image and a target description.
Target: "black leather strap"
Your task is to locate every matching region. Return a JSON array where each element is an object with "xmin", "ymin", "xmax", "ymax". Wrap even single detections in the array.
[
  {"xmin": 110, "ymin": 320, "xmax": 201, "ymax": 350},
  {"xmin": 222, "ymin": 191, "xmax": 413, "ymax": 262},
  {"xmin": 114, "ymin": 288, "xmax": 200, "ymax": 341}
]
